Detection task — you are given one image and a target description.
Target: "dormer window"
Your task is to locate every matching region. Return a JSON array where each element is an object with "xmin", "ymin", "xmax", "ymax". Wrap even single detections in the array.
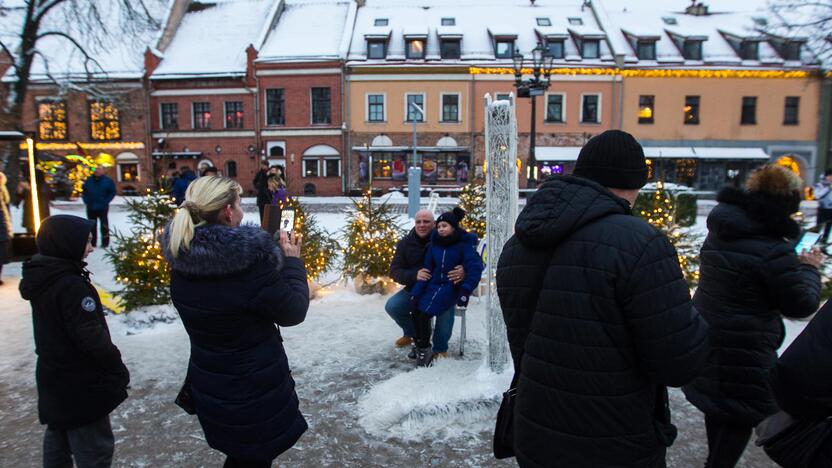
[
  {"xmin": 441, "ymin": 17, "xmax": 455, "ymax": 26},
  {"xmin": 440, "ymin": 39, "xmax": 461, "ymax": 59},
  {"xmin": 546, "ymin": 40, "xmax": 565, "ymax": 59},
  {"xmin": 374, "ymin": 18, "xmax": 388, "ymax": 26},
  {"xmin": 568, "ymin": 17, "xmax": 583, "ymax": 25},
  {"xmin": 495, "ymin": 39, "xmax": 515, "ymax": 58},
  {"xmin": 367, "ymin": 40, "xmax": 387, "ymax": 59},
  {"xmin": 662, "ymin": 17, "xmax": 678, "ymax": 25},
  {"xmin": 581, "ymin": 39, "xmax": 600, "ymax": 59},
  {"xmin": 406, "ymin": 39, "xmax": 426, "ymax": 59},
  {"xmin": 777, "ymin": 40, "xmax": 802, "ymax": 60},
  {"xmin": 740, "ymin": 41, "xmax": 759, "ymax": 60},
  {"xmin": 683, "ymin": 40, "xmax": 703, "ymax": 60},
  {"xmin": 537, "ymin": 17, "xmax": 552, "ymax": 26},
  {"xmin": 636, "ymin": 41, "xmax": 656, "ymax": 60}
]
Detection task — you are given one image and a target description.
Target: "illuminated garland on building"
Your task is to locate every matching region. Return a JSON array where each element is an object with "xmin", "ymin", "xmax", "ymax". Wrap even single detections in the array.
[
  {"xmin": 18, "ymin": 141, "xmax": 145, "ymax": 151},
  {"xmin": 469, "ymin": 66, "xmax": 815, "ymax": 79}
]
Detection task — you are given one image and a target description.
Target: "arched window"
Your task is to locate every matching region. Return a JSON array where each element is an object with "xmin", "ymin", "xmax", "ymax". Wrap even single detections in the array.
[
  {"xmin": 225, "ymin": 161, "xmax": 237, "ymax": 177},
  {"xmin": 270, "ymin": 145, "xmax": 284, "ymax": 157},
  {"xmin": 116, "ymin": 152, "xmax": 139, "ymax": 182}
]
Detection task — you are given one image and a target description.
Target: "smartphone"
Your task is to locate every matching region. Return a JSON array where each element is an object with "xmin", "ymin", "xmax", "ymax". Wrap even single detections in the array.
[
  {"xmin": 795, "ymin": 231, "xmax": 821, "ymax": 254},
  {"xmin": 280, "ymin": 209, "xmax": 296, "ymax": 235}
]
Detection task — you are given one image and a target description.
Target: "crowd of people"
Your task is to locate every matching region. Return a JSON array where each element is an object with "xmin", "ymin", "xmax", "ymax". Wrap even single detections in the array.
[{"xmin": 10, "ymin": 129, "xmax": 832, "ymax": 467}]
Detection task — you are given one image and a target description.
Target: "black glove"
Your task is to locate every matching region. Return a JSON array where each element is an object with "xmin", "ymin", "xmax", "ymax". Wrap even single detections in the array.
[{"xmin": 457, "ymin": 290, "xmax": 471, "ymax": 308}]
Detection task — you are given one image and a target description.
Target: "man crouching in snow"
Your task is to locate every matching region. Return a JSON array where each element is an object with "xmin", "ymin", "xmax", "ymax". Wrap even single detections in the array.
[{"xmin": 20, "ymin": 215, "xmax": 130, "ymax": 467}]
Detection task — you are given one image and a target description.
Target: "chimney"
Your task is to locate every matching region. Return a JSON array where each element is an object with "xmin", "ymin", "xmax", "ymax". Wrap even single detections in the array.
[
  {"xmin": 685, "ymin": 2, "xmax": 709, "ymax": 16},
  {"xmin": 245, "ymin": 44, "xmax": 258, "ymax": 87}
]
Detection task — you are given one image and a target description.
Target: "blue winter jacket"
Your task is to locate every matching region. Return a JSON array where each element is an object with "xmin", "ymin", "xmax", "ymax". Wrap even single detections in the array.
[
  {"xmin": 81, "ymin": 175, "xmax": 116, "ymax": 211},
  {"xmin": 411, "ymin": 229, "xmax": 483, "ymax": 316},
  {"xmin": 172, "ymin": 170, "xmax": 197, "ymax": 205}
]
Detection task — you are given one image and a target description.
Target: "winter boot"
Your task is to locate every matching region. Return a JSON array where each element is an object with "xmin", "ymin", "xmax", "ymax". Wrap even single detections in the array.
[
  {"xmin": 408, "ymin": 346, "xmax": 417, "ymax": 359},
  {"xmin": 416, "ymin": 347, "xmax": 434, "ymax": 367}
]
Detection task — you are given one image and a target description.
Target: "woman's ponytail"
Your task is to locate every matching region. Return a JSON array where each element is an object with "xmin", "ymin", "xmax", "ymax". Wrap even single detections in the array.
[{"xmin": 167, "ymin": 204, "xmax": 197, "ymax": 258}]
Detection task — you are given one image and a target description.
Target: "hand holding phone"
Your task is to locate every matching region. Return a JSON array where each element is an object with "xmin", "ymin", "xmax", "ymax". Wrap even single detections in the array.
[
  {"xmin": 278, "ymin": 230, "xmax": 302, "ymax": 258},
  {"xmin": 280, "ymin": 209, "xmax": 296, "ymax": 235},
  {"xmin": 795, "ymin": 231, "xmax": 821, "ymax": 254}
]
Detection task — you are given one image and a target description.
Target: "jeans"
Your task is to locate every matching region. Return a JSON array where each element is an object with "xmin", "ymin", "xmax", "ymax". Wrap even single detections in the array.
[
  {"xmin": 43, "ymin": 416, "xmax": 114, "ymax": 468},
  {"xmin": 704, "ymin": 414, "xmax": 752, "ymax": 468},
  {"xmin": 385, "ymin": 288, "xmax": 455, "ymax": 353},
  {"xmin": 86, "ymin": 207, "xmax": 110, "ymax": 247}
]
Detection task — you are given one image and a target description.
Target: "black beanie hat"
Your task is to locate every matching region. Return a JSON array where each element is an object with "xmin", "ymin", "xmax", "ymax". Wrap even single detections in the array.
[
  {"xmin": 573, "ymin": 130, "xmax": 648, "ymax": 189},
  {"xmin": 36, "ymin": 215, "xmax": 95, "ymax": 261},
  {"xmin": 437, "ymin": 207, "xmax": 466, "ymax": 230}
]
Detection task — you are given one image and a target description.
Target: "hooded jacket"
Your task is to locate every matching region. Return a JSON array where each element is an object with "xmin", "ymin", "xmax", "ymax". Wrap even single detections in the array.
[
  {"xmin": 162, "ymin": 223, "xmax": 309, "ymax": 461},
  {"xmin": 82, "ymin": 174, "xmax": 116, "ymax": 211},
  {"xmin": 19, "ymin": 215, "xmax": 129, "ymax": 430},
  {"xmin": 411, "ymin": 228, "xmax": 483, "ymax": 316},
  {"xmin": 682, "ymin": 187, "xmax": 821, "ymax": 426},
  {"xmin": 496, "ymin": 175, "xmax": 708, "ymax": 468}
]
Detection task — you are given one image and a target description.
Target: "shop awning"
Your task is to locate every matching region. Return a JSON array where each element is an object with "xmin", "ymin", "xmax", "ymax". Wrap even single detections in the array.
[{"xmin": 152, "ymin": 151, "xmax": 203, "ymax": 160}]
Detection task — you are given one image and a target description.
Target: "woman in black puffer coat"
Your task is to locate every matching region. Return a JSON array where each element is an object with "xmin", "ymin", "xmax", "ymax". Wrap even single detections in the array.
[
  {"xmin": 162, "ymin": 176, "xmax": 309, "ymax": 468},
  {"xmin": 682, "ymin": 164, "xmax": 822, "ymax": 468}
]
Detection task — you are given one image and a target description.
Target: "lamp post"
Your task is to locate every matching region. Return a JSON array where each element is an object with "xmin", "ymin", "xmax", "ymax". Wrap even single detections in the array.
[{"xmin": 512, "ymin": 43, "xmax": 555, "ymax": 188}]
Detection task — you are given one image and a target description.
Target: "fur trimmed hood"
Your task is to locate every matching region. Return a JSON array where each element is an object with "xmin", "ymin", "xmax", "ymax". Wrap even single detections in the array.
[
  {"xmin": 162, "ymin": 223, "xmax": 283, "ymax": 278},
  {"xmin": 708, "ymin": 186, "xmax": 801, "ymax": 241}
]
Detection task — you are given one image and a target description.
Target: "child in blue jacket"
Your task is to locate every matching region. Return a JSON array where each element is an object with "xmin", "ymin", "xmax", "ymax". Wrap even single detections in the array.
[{"xmin": 410, "ymin": 207, "xmax": 484, "ymax": 366}]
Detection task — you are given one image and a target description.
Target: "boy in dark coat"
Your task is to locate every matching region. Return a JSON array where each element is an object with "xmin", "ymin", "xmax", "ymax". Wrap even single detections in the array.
[
  {"xmin": 19, "ymin": 215, "xmax": 130, "ymax": 467},
  {"xmin": 410, "ymin": 207, "xmax": 483, "ymax": 366}
]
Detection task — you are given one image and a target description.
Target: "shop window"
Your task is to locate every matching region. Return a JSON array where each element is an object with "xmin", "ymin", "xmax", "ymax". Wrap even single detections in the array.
[{"xmin": 675, "ymin": 159, "xmax": 697, "ymax": 186}]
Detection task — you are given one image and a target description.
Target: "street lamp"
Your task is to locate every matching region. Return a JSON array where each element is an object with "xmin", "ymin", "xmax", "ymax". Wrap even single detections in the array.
[{"xmin": 513, "ymin": 43, "xmax": 555, "ymax": 188}]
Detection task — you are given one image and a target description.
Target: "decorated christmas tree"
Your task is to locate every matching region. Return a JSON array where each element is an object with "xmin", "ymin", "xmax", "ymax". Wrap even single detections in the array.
[
  {"xmin": 458, "ymin": 180, "xmax": 486, "ymax": 238},
  {"xmin": 278, "ymin": 197, "xmax": 339, "ymax": 281},
  {"xmin": 342, "ymin": 192, "xmax": 402, "ymax": 293},
  {"xmin": 105, "ymin": 189, "xmax": 175, "ymax": 311}
]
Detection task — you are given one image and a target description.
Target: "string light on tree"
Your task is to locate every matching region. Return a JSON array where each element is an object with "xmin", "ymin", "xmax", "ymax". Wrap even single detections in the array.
[
  {"xmin": 458, "ymin": 180, "xmax": 487, "ymax": 238},
  {"xmin": 278, "ymin": 197, "xmax": 339, "ymax": 281},
  {"xmin": 342, "ymin": 191, "xmax": 402, "ymax": 293}
]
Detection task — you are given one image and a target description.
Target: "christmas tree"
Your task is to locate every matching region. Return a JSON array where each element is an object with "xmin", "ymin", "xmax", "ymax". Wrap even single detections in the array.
[
  {"xmin": 638, "ymin": 181, "xmax": 701, "ymax": 287},
  {"xmin": 278, "ymin": 197, "xmax": 339, "ymax": 281},
  {"xmin": 342, "ymin": 192, "xmax": 402, "ymax": 293},
  {"xmin": 105, "ymin": 189, "xmax": 175, "ymax": 311},
  {"xmin": 458, "ymin": 180, "xmax": 486, "ymax": 238}
]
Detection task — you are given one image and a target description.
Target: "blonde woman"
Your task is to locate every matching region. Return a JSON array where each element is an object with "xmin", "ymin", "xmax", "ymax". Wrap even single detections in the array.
[
  {"xmin": 0, "ymin": 171, "xmax": 12, "ymax": 284},
  {"xmin": 162, "ymin": 176, "xmax": 308, "ymax": 468}
]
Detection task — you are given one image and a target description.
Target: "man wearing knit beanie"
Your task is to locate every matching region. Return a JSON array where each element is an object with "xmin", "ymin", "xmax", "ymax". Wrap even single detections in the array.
[{"xmin": 495, "ymin": 130, "xmax": 708, "ymax": 467}]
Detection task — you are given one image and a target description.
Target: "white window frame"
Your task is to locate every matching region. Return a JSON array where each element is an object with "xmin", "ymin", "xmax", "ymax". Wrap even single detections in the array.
[
  {"xmin": 192, "ymin": 101, "xmax": 211, "ymax": 129},
  {"xmin": 223, "ymin": 101, "xmax": 243, "ymax": 129},
  {"xmin": 116, "ymin": 153, "xmax": 140, "ymax": 182},
  {"xmin": 495, "ymin": 93, "xmax": 512, "ymax": 102},
  {"xmin": 544, "ymin": 92, "xmax": 567, "ymax": 123},
  {"xmin": 309, "ymin": 87, "xmax": 332, "ymax": 126},
  {"xmin": 365, "ymin": 92, "xmax": 387, "ymax": 123},
  {"xmin": 323, "ymin": 157, "xmax": 341, "ymax": 177},
  {"xmin": 160, "ymin": 102, "xmax": 178, "ymax": 130},
  {"xmin": 439, "ymin": 92, "xmax": 462, "ymax": 123},
  {"xmin": 302, "ymin": 158, "xmax": 320, "ymax": 178},
  {"xmin": 580, "ymin": 93, "xmax": 602, "ymax": 124},
  {"xmin": 404, "ymin": 92, "xmax": 427, "ymax": 123}
]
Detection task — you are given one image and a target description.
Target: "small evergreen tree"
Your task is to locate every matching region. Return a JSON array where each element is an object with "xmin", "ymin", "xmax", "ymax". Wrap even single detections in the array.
[
  {"xmin": 342, "ymin": 192, "xmax": 402, "ymax": 282},
  {"xmin": 458, "ymin": 180, "xmax": 486, "ymax": 238},
  {"xmin": 279, "ymin": 197, "xmax": 339, "ymax": 281},
  {"xmin": 105, "ymin": 190, "xmax": 175, "ymax": 311}
]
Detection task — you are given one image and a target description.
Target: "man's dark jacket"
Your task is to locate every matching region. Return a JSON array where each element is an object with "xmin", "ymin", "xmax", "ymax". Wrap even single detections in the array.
[
  {"xmin": 82, "ymin": 175, "xmax": 116, "ymax": 212},
  {"xmin": 496, "ymin": 175, "xmax": 708, "ymax": 468},
  {"xmin": 253, "ymin": 169, "xmax": 270, "ymax": 207},
  {"xmin": 163, "ymin": 223, "xmax": 309, "ymax": 461},
  {"xmin": 682, "ymin": 187, "xmax": 820, "ymax": 426},
  {"xmin": 19, "ymin": 215, "xmax": 129, "ymax": 430},
  {"xmin": 389, "ymin": 228, "xmax": 429, "ymax": 291},
  {"xmin": 172, "ymin": 169, "xmax": 196, "ymax": 205}
]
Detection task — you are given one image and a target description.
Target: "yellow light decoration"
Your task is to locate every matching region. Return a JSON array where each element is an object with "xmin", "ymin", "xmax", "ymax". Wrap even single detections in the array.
[
  {"xmin": 94, "ymin": 152, "xmax": 115, "ymax": 167},
  {"xmin": 18, "ymin": 141, "xmax": 145, "ymax": 151},
  {"xmin": 469, "ymin": 66, "xmax": 815, "ymax": 79}
]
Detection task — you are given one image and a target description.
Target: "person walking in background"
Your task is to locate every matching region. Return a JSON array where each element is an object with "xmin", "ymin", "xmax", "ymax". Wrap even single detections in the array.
[
  {"xmin": 82, "ymin": 166, "xmax": 116, "ymax": 248},
  {"xmin": 162, "ymin": 176, "xmax": 309, "ymax": 467},
  {"xmin": 19, "ymin": 215, "xmax": 130, "ymax": 467},
  {"xmin": 171, "ymin": 165, "xmax": 196, "ymax": 206},
  {"xmin": 682, "ymin": 164, "xmax": 822, "ymax": 468},
  {"xmin": 0, "ymin": 171, "xmax": 12, "ymax": 285},
  {"xmin": 814, "ymin": 168, "xmax": 832, "ymax": 245},
  {"xmin": 253, "ymin": 162, "xmax": 270, "ymax": 222},
  {"xmin": 16, "ymin": 169, "xmax": 51, "ymax": 234},
  {"xmin": 496, "ymin": 130, "xmax": 709, "ymax": 467}
]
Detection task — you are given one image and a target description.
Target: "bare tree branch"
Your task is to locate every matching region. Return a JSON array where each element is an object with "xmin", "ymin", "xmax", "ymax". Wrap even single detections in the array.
[
  {"xmin": 0, "ymin": 39, "xmax": 20, "ymax": 74},
  {"xmin": 34, "ymin": 30, "xmax": 105, "ymax": 77}
]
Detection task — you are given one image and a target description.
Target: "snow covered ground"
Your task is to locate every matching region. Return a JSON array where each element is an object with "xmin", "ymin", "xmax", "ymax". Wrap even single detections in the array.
[{"xmin": 0, "ymin": 201, "xmax": 807, "ymax": 467}]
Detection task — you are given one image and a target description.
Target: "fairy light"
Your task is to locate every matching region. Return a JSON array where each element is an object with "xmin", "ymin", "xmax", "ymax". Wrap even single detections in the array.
[
  {"xmin": 469, "ymin": 66, "xmax": 815, "ymax": 79},
  {"xmin": 18, "ymin": 141, "xmax": 145, "ymax": 151}
]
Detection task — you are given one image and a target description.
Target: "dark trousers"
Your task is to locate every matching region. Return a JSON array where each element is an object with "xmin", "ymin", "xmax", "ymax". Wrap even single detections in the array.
[
  {"xmin": 43, "ymin": 416, "xmax": 114, "ymax": 468},
  {"xmin": 86, "ymin": 207, "xmax": 110, "ymax": 247},
  {"xmin": 704, "ymin": 415, "xmax": 752, "ymax": 468},
  {"xmin": 819, "ymin": 207, "xmax": 832, "ymax": 243},
  {"xmin": 223, "ymin": 456, "xmax": 273, "ymax": 468},
  {"xmin": 411, "ymin": 309, "xmax": 433, "ymax": 349}
]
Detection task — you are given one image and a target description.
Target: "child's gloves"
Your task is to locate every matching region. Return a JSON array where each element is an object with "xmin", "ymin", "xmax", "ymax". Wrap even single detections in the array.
[{"xmin": 457, "ymin": 290, "xmax": 471, "ymax": 308}]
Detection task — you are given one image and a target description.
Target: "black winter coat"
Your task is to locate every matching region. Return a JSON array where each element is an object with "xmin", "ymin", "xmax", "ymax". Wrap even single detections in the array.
[
  {"xmin": 163, "ymin": 223, "xmax": 309, "ymax": 461},
  {"xmin": 497, "ymin": 175, "xmax": 709, "ymax": 468},
  {"xmin": 389, "ymin": 228, "xmax": 430, "ymax": 291},
  {"xmin": 682, "ymin": 187, "xmax": 820, "ymax": 426},
  {"xmin": 253, "ymin": 169, "xmax": 270, "ymax": 207}
]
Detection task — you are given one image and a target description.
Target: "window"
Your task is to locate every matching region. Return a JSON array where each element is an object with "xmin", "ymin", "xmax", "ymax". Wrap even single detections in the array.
[
  {"xmin": 406, "ymin": 94, "xmax": 425, "ymax": 122},
  {"xmin": 740, "ymin": 41, "xmax": 759, "ymax": 60},
  {"xmin": 684, "ymin": 96, "xmax": 700, "ymax": 125},
  {"xmin": 225, "ymin": 161, "xmax": 237, "ymax": 178},
  {"xmin": 495, "ymin": 39, "xmax": 514, "ymax": 58},
  {"xmin": 441, "ymin": 94, "xmax": 460, "ymax": 122},
  {"xmin": 161, "ymin": 103, "xmax": 178, "ymax": 130},
  {"xmin": 638, "ymin": 95, "xmax": 655, "ymax": 124},
  {"xmin": 568, "ymin": 17, "xmax": 583, "ymax": 25},
  {"xmin": 545, "ymin": 94, "xmax": 564, "ymax": 123},
  {"xmin": 116, "ymin": 154, "xmax": 140, "ymax": 182},
  {"xmin": 193, "ymin": 102, "xmax": 211, "ymax": 129},
  {"xmin": 89, "ymin": 101, "xmax": 120, "ymax": 140},
  {"xmin": 741, "ymin": 96, "xmax": 757, "ymax": 125},
  {"xmin": 581, "ymin": 94, "xmax": 600, "ymax": 123},
  {"xmin": 581, "ymin": 40, "xmax": 600, "ymax": 59},
  {"xmin": 781, "ymin": 42, "xmax": 802, "ymax": 60},
  {"xmin": 784, "ymin": 96, "xmax": 800, "ymax": 125},
  {"xmin": 682, "ymin": 40, "xmax": 703, "ymax": 60},
  {"xmin": 324, "ymin": 158, "xmax": 340, "ymax": 177},
  {"xmin": 441, "ymin": 17, "xmax": 455, "ymax": 26},
  {"xmin": 311, "ymin": 87, "xmax": 331, "ymax": 124},
  {"xmin": 374, "ymin": 18, "xmax": 388, "ymax": 26},
  {"xmin": 302, "ymin": 159, "xmax": 319, "ymax": 177},
  {"xmin": 367, "ymin": 94, "xmax": 385, "ymax": 122},
  {"xmin": 536, "ymin": 17, "xmax": 552, "ymax": 26},
  {"xmin": 37, "ymin": 100, "xmax": 67, "ymax": 140},
  {"xmin": 367, "ymin": 40, "xmax": 387, "ymax": 59},
  {"xmin": 266, "ymin": 88, "xmax": 285, "ymax": 125},
  {"xmin": 636, "ymin": 41, "xmax": 656, "ymax": 60},
  {"xmin": 224, "ymin": 101, "xmax": 243, "ymax": 128},
  {"xmin": 496, "ymin": 93, "xmax": 511, "ymax": 102},
  {"xmin": 440, "ymin": 39, "xmax": 461, "ymax": 59},
  {"xmin": 406, "ymin": 39, "xmax": 426, "ymax": 59},
  {"xmin": 546, "ymin": 40, "xmax": 564, "ymax": 59}
]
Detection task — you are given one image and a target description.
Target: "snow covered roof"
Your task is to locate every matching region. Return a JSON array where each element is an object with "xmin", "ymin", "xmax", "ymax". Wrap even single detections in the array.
[
  {"xmin": 151, "ymin": 0, "xmax": 276, "ymax": 79},
  {"xmin": 257, "ymin": 0, "xmax": 355, "ymax": 63}
]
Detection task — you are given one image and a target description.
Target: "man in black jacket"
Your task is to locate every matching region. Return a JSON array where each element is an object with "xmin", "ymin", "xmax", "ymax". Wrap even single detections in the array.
[
  {"xmin": 386, "ymin": 209, "xmax": 464, "ymax": 356},
  {"xmin": 497, "ymin": 130, "xmax": 708, "ymax": 467},
  {"xmin": 20, "ymin": 215, "xmax": 130, "ymax": 467}
]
